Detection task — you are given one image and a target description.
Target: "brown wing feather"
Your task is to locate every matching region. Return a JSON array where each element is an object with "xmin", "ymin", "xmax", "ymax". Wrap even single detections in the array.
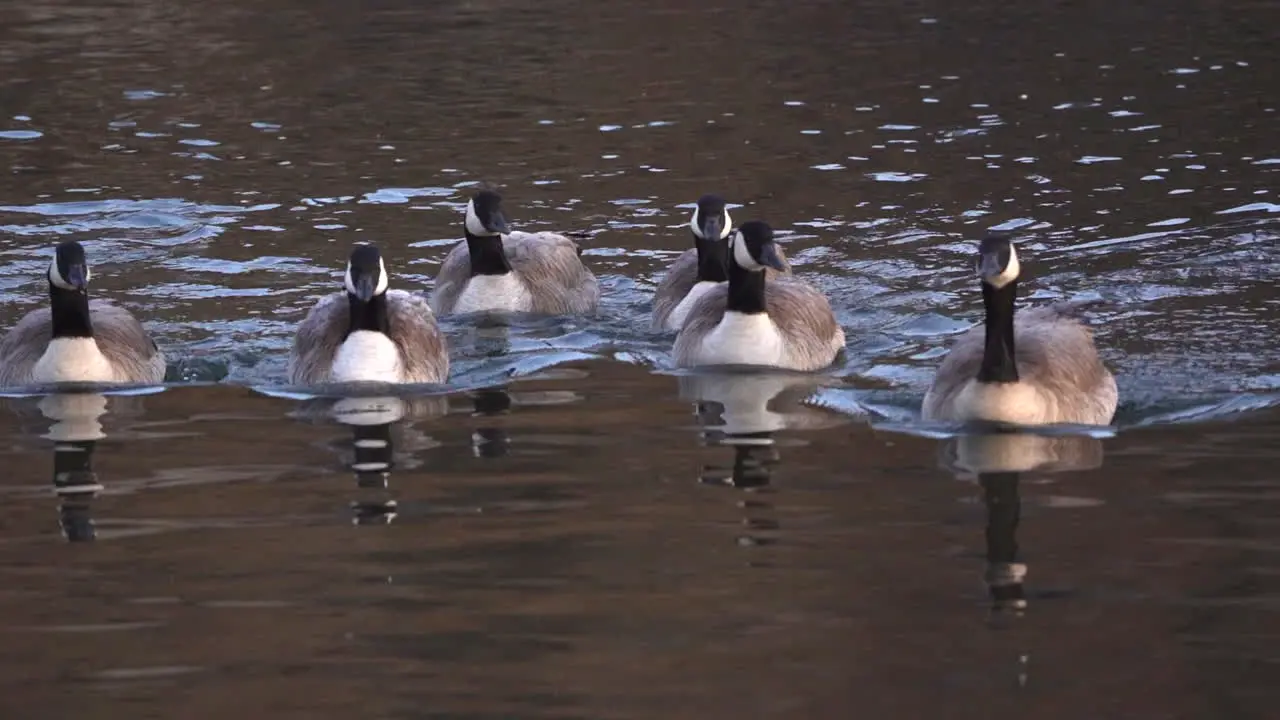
[
  {"xmin": 90, "ymin": 301, "xmax": 166, "ymax": 383},
  {"xmin": 288, "ymin": 293, "xmax": 348, "ymax": 385},
  {"xmin": 765, "ymin": 278, "xmax": 845, "ymax": 370},
  {"xmin": 650, "ymin": 248, "xmax": 699, "ymax": 331},
  {"xmin": 0, "ymin": 307, "xmax": 54, "ymax": 386},
  {"xmin": 0, "ymin": 300, "xmax": 164, "ymax": 386},
  {"xmin": 672, "ymin": 285, "xmax": 729, "ymax": 363},
  {"xmin": 503, "ymin": 231, "xmax": 600, "ymax": 314},
  {"xmin": 288, "ymin": 291, "xmax": 448, "ymax": 385},
  {"xmin": 384, "ymin": 290, "xmax": 449, "ymax": 383},
  {"xmin": 427, "ymin": 241, "xmax": 475, "ymax": 315},
  {"xmin": 651, "ymin": 245, "xmax": 793, "ymax": 331}
]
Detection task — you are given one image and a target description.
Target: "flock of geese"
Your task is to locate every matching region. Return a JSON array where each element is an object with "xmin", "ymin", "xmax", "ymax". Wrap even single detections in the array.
[{"xmin": 0, "ymin": 189, "xmax": 1119, "ymax": 428}]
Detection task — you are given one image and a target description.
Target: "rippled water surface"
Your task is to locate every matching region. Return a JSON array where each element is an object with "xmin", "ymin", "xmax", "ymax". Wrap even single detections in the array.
[{"xmin": 1, "ymin": 0, "xmax": 1277, "ymax": 717}]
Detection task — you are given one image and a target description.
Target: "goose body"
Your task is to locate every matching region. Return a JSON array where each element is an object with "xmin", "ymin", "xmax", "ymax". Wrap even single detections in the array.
[
  {"xmin": 651, "ymin": 195, "xmax": 791, "ymax": 331},
  {"xmin": 289, "ymin": 244, "xmax": 448, "ymax": 385},
  {"xmin": 921, "ymin": 233, "xmax": 1117, "ymax": 426},
  {"xmin": 429, "ymin": 190, "xmax": 599, "ymax": 316},
  {"xmin": 674, "ymin": 221, "xmax": 844, "ymax": 372},
  {"xmin": 0, "ymin": 241, "xmax": 165, "ymax": 387}
]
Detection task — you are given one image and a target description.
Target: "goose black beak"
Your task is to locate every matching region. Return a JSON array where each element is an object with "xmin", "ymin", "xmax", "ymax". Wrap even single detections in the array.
[
  {"xmin": 486, "ymin": 213, "xmax": 509, "ymax": 235},
  {"xmin": 698, "ymin": 214, "xmax": 724, "ymax": 243},
  {"xmin": 758, "ymin": 242, "xmax": 787, "ymax": 272},
  {"xmin": 353, "ymin": 274, "xmax": 377, "ymax": 302},
  {"xmin": 65, "ymin": 264, "xmax": 88, "ymax": 291},
  {"xmin": 979, "ymin": 250, "xmax": 1005, "ymax": 281}
]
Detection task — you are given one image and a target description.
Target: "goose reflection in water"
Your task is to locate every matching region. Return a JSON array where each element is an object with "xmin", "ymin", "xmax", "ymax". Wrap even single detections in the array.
[
  {"xmin": 291, "ymin": 393, "xmax": 447, "ymax": 526},
  {"xmin": 466, "ymin": 387, "xmax": 513, "ymax": 459},
  {"xmin": 680, "ymin": 371, "xmax": 839, "ymax": 547},
  {"xmin": 939, "ymin": 431, "xmax": 1104, "ymax": 616},
  {"xmin": 453, "ymin": 385, "xmax": 585, "ymax": 460},
  {"xmin": 41, "ymin": 393, "xmax": 111, "ymax": 541},
  {"xmin": 11, "ymin": 391, "xmax": 144, "ymax": 542}
]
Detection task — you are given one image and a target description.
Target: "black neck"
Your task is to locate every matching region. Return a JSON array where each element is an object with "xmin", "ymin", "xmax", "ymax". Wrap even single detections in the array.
[
  {"xmin": 978, "ymin": 281, "xmax": 1018, "ymax": 383},
  {"xmin": 465, "ymin": 231, "xmax": 512, "ymax": 276},
  {"xmin": 694, "ymin": 236, "xmax": 729, "ymax": 283},
  {"xmin": 49, "ymin": 283, "xmax": 93, "ymax": 338},
  {"xmin": 726, "ymin": 256, "xmax": 767, "ymax": 314},
  {"xmin": 347, "ymin": 292, "xmax": 389, "ymax": 336}
]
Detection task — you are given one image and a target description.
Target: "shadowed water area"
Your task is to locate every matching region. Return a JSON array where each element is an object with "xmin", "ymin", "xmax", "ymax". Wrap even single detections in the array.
[{"xmin": 1, "ymin": 0, "xmax": 1278, "ymax": 717}]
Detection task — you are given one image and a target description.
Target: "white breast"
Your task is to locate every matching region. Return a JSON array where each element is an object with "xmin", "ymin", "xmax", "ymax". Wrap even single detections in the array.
[
  {"xmin": 951, "ymin": 380, "xmax": 1054, "ymax": 425},
  {"xmin": 689, "ymin": 311, "xmax": 785, "ymax": 367},
  {"xmin": 331, "ymin": 331, "xmax": 403, "ymax": 383},
  {"xmin": 666, "ymin": 281, "xmax": 721, "ymax": 331},
  {"xmin": 453, "ymin": 274, "xmax": 533, "ymax": 314},
  {"xmin": 31, "ymin": 338, "xmax": 118, "ymax": 384}
]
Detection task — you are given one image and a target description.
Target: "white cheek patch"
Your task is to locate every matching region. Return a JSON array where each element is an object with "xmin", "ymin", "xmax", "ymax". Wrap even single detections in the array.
[
  {"xmin": 376, "ymin": 257, "xmax": 389, "ymax": 294},
  {"xmin": 343, "ymin": 263, "xmax": 358, "ymax": 295},
  {"xmin": 986, "ymin": 245, "xmax": 1021, "ymax": 288},
  {"xmin": 720, "ymin": 209, "xmax": 732, "ymax": 239},
  {"xmin": 465, "ymin": 199, "xmax": 491, "ymax": 236},
  {"xmin": 688, "ymin": 207, "xmax": 703, "ymax": 239},
  {"xmin": 731, "ymin": 232, "xmax": 764, "ymax": 271}
]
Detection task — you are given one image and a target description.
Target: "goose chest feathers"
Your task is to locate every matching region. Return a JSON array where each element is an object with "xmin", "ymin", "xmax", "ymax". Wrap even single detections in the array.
[
  {"xmin": 289, "ymin": 243, "xmax": 448, "ymax": 385},
  {"xmin": 0, "ymin": 240, "xmax": 165, "ymax": 387}
]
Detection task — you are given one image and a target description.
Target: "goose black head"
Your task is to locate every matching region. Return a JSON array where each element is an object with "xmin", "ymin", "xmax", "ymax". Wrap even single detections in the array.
[
  {"xmin": 977, "ymin": 232, "xmax": 1020, "ymax": 289},
  {"xmin": 690, "ymin": 194, "xmax": 732, "ymax": 242},
  {"xmin": 730, "ymin": 220, "xmax": 787, "ymax": 273},
  {"xmin": 465, "ymin": 190, "xmax": 509, "ymax": 237},
  {"xmin": 49, "ymin": 241, "xmax": 89, "ymax": 293},
  {"xmin": 345, "ymin": 244, "xmax": 389, "ymax": 302}
]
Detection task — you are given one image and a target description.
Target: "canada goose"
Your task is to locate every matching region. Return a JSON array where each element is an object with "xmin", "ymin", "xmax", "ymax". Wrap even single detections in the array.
[
  {"xmin": 0, "ymin": 241, "xmax": 165, "ymax": 387},
  {"xmin": 673, "ymin": 221, "xmax": 845, "ymax": 371},
  {"xmin": 289, "ymin": 243, "xmax": 448, "ymax": 385},
  {"xmin": 650, "ymin": 195, "xmax": 792, "ymax": 332},
  {"xmin": 921, "ymin": 232, "xmax": 1118, "ymax": 426},
  {"xmin": 429, "ymin": 190, "xmax": 600, "ymax": 316}
]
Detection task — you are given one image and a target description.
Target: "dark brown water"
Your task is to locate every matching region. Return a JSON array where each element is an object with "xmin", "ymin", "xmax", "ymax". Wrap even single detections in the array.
[{"xmin": 1, "ymin": 0, "xmax": 1278, "ymax": 718}]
